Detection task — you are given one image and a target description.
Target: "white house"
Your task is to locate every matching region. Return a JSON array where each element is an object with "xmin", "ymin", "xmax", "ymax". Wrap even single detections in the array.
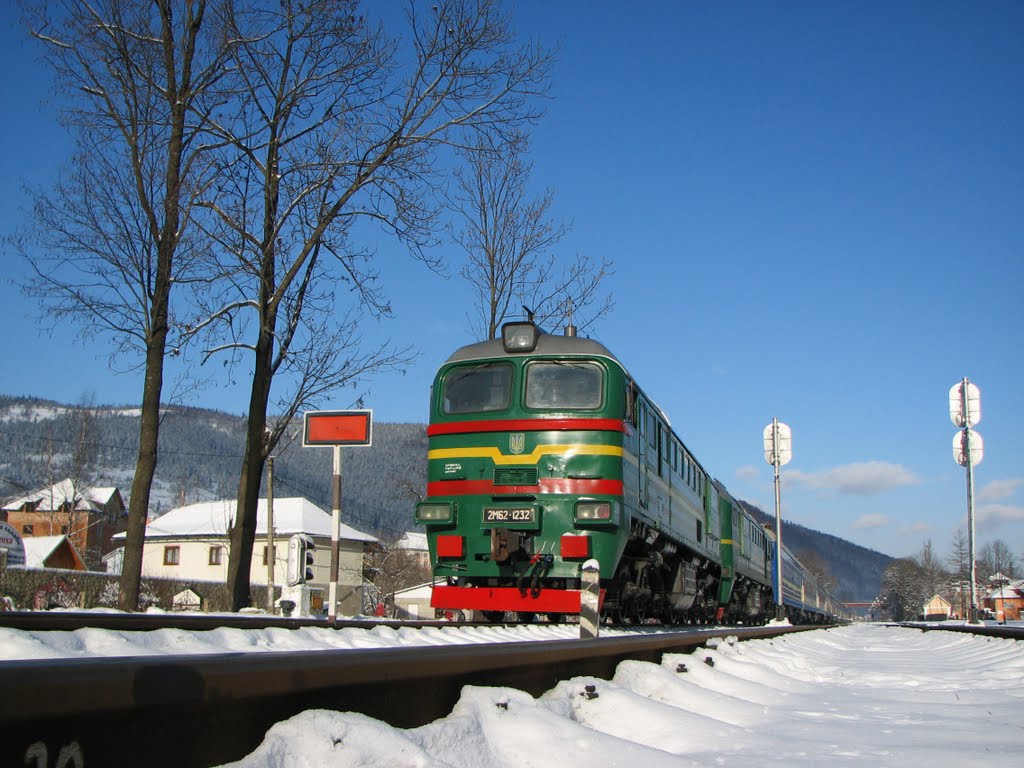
[
  {"xmin": 392, "ymin": 580, "xmax": 445, "ymax": 621},
  {"xmin": 111, "ymin": 497, "xmax": 378, "ymax": 615}
]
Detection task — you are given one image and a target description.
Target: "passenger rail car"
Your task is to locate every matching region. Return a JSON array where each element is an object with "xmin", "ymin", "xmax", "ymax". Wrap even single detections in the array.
[{"xmin": 416, "ymin": 320, "xmax": 842, "ymax": 625}]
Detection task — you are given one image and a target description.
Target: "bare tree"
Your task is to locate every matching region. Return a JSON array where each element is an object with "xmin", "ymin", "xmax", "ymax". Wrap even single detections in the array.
[
  {"xmin": 880, "ymin": 557, "xmax": 926, "ymax": 621},
  {"xmin": 65, "ymin": 394, "xmax": 102, "ymax": 567},
  {"xmin": 16, "ymin": 1, "xmax": 236, "ymax": 609},
  {"xmin": 977, "ymin": 539, "xmax": 1017, "ymax": 580},
  {"xmin": 915, "ymin": 539, "xmax": 950, "ymax": 602},
  {"xmin": 450, "ymin": 134, "xmax": 614, "ymax": 340},
  {"xmin": 947, "ymin": 528, "xmax": 970, "ymax": 618},
  {"xmin": 192, "ymin": 0, "xmax": 553, "ymax": 610},
  {"xmin": 363, "ymin": 539, "xmax": 432, "ymax": 616}
]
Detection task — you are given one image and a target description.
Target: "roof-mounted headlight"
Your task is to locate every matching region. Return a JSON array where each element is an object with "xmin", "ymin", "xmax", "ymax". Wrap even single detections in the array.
[{"xmin": 501, "ymin": 322, "xmax": 539, "ymax": 353}]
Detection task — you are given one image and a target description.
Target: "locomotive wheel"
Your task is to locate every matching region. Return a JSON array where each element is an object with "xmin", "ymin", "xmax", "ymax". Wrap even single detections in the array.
[
  {"xmin": 545, "ymin": 613, "xmax": 564, "ymax": 624},
  {"xmin": 481, "ymin": 610, "xmax": 505, "ymax": 623},
  {"xmin": 516, "ymin": 611, "xmax": 536, "ymax": 623}
]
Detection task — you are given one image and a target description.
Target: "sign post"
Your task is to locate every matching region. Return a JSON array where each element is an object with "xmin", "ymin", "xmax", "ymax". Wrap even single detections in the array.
[
  {"xmin": 303, "ymin": 409, "xmax": 373, "ymax": 622},
  {"xmin": 763, "ymin": 418, "xmax": 792, "ymax": 621},
  {"xmin": 949, "ymin": 379, "xmax": 983, "ymax": 624}
]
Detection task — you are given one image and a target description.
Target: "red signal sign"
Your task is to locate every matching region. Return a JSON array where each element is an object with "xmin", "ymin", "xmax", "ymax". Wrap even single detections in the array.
[{"xmin": 303, "ymin": 410, "xmax": 373, "ymax": 446}]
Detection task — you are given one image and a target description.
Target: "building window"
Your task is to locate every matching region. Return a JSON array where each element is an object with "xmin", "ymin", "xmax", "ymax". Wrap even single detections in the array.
[
  {"xmin": 22, "ymin": 524, "xmax": 33, "ymax": 535},
  {"xmin": 164, "ymin": 546, "xmax": 180, "ymax": 566},
  {"xmin": 209, "ymin": 546, "xmax": 222, "ymax": 566}
]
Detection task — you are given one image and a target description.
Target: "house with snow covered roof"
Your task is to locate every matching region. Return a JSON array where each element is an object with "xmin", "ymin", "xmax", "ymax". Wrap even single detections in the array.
[
  {"xmin": 110, "ymin": 497, "xmax": 378, "ymax": 615},
  {"xmin": 922, "ymin": 594, "xmax": 953, "ymax": 621},
  {"xmin": 982, "ymin": 579, "xmax": 1024, "ymax": 621},
  {"xmin": 1, "ymin": 479, "xmax": 126, "ymax": 570},
  {"xmin": 22, "ymin": 535, "xmax": 88, "ymax": 571}
]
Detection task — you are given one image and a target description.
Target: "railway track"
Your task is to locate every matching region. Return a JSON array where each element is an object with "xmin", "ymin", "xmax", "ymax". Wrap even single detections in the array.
[{"xmin": 0, "ymin": 620, "xmax": 821, "ymax": 768}]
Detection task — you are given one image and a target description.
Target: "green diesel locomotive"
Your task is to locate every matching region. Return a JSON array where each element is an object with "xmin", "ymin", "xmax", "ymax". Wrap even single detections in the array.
[{"xmin": 416, "ymin": 320, "xmax": 841, "ymax": 624}]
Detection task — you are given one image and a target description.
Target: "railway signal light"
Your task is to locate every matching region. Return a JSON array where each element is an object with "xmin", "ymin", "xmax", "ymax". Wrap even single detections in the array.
[{"xmin": 286, "ymin": 534, "xmax": 315, "ymax": 586}]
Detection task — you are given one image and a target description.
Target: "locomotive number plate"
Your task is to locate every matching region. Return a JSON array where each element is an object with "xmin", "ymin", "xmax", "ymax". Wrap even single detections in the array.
[{"xmin": 483, "ymin": 507, "xmax": 536, "ymax": 524}]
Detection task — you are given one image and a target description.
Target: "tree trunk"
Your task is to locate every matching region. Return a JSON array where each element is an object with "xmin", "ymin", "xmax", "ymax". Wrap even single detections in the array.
[
  {"xmin": 118, "ymin": 271, "xmax": 171, "ymax": 611},
  {"xmin": 226, "ymin": 324, "xmax": 275, "ymax": 611}
]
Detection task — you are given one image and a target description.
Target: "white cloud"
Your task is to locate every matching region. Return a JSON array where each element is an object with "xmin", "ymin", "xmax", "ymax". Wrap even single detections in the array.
[
  {"xmin": 786, "ymin": 461, "xmax": 920, "ymax": 495},
  {"xmin": 899, "ymin": 521, "xmax": 933, "ymax": 535},
  {"xmin": 977, "ymin": 478, "xmax": 1024, "ymax": 503},
  {"xmin": 735, "ymin": 465, "xmax": 759, "ymax": 481},
  {"xmin": 975, "ymin": 504, "xmax": 1024, "ymax": 526},
  {"xmin": 853, "ymin": 513, "xmax": 890, "ymax": 529}
]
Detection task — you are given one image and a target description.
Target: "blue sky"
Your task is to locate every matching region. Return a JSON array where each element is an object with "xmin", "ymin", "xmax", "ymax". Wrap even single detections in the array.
[{"xmin": 1, "ymin": 1, "xmax": 1022, "ymax": 562}]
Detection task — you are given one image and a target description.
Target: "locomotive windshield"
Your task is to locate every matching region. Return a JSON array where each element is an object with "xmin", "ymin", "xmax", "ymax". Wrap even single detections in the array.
[
  {"xmin": 525, "ymin": 361, "xmax": 603, "ymax": 410},
  {"xmin": 442, "ymin": 362, "xmax": 513, "ymax": 414}
]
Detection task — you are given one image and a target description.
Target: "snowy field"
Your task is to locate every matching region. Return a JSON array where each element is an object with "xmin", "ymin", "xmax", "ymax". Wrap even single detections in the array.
[{"xmin": 2, "ymin": 620, "xmax": 1022, "ymax": 766}]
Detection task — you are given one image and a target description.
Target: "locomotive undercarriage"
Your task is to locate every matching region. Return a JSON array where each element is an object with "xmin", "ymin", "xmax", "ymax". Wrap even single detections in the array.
[
  {"xmin": 723, "ymin": 575, "xmax": 773, "ymax": 625},
  {"xmin": 600, "ymin": 517, "xmax": 720, "ymax": 625},
  {"xmin": 450, "ymin": 516, "xmax": 722, "ymax": 625}
]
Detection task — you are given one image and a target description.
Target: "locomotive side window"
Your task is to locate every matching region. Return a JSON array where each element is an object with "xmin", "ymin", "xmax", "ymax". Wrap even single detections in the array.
[
  {"xmin": 442, "ymin": 362, "xmax": 513, "ymax": 414},
  {"xmin": 525, "ymin": 361, "xmax": 603, "ymax": 409}
]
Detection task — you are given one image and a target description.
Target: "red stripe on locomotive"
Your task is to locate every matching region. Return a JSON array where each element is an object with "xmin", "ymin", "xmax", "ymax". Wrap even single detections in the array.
[
  {"xmin": 427, "ymin": 478, "xmax": 623, "ymax": 496},
  {"xmin": 427, "ymin": 417, "xmax": 627, "ymax": 436}
]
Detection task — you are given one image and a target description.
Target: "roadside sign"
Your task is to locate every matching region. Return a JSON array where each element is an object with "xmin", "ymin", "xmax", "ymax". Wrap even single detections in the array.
[
  {"xmin": 303, "ymin": 410, "xmax": 373, "ymax": 446},
  {"xmin": 0, "ymin": 522, "xmax": 26, "ymax": 568},
  {"xmin": 302, "ymin": 408, "xmax": 374, "ymax": 622}
]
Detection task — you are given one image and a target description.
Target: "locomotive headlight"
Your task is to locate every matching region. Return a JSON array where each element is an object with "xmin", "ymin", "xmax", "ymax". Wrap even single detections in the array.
[
  {"xmin": 575, "ymin": 500, "xmax": 615, "ymax": 522},
  {"xmin": 416, "ymin": 502, "xmax": 453, "ymax": 523},
  {"xmin": 501, "ymin": 321, "xmax": 538, "ymax": 353}
]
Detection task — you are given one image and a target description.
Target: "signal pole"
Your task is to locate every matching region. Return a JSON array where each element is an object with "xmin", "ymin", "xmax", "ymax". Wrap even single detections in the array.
[
  {"xmin": 950, "ymin": 378, "xmax": 983, "ymax": 624},
  {"xmin": 763, "ymin": 418, "xmax": 792, "ymax": 621}
]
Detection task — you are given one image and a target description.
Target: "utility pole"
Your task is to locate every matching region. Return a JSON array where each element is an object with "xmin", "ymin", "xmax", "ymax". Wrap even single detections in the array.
[{"xmin": 266, "ymin": 456, "xmax": 276, "ymax": 612}]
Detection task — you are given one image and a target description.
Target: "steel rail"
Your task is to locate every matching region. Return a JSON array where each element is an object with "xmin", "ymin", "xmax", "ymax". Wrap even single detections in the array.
[
  {"xmin": 0, "ymin": 609, "xmax": 452, "ymax": 633},
  {"xmin": 0, "ymin": 624, "xmax": 822, "ymax": 768},
  {"xmin": 894, "ymin": 621, "xmax": 1024, "ymax": 640}
]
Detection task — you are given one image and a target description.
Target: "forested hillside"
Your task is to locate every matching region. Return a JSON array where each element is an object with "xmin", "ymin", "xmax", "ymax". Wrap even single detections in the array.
[
  {"xmin": 0, "ymin": 395, "xmax": 427, "ymax": 542},
  {"xmin": 740, "ymin": 501, "xmax": 892, "ymax": 602},
  {"xmin": 0, "ymin": 395, "xmax": 888, "ymax": 599}
]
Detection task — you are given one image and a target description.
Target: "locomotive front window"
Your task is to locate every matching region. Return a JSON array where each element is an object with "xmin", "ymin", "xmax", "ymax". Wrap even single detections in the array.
[
  {"xmin": 442, "ymin": 362, "xmax": 513, "ymax": 414},
  {"xmin": 525, "ymin": 361, "xmax": 603, "ymax": 410}
]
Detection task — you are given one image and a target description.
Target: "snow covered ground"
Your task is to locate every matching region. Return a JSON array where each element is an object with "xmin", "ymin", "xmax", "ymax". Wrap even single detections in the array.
[
  {"xmin": 0, "ymin": 618, "xmax": 615, "ymax": 659},
  {"xmin": 220, "ymin": 623, "xmax": 1022, "ymax": 768},
  {"xmin": 3, "ymin": 619, "xmax": 1022, "ymax": 766}
]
